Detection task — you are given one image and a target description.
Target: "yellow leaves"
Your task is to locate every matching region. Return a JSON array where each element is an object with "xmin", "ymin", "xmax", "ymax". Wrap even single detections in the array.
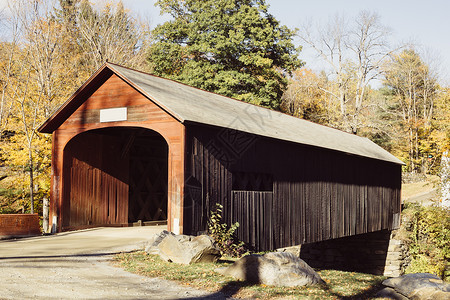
[
  {"xmin": 281, "ymin": 68, "xmax": 334, "ymax": 125},
  {"xmin": 1, "ymin": 132, "xmax": 51, "ymax": 174},
  {"xmin": 1, "ymin": 134, "xmax": 29, "ymax": 167},
  {"xmin": 0, "ymin": 0, "xmax": 151, "ymax": 212},
  {"xmin": 434, "ymin": 88, "xmax": 450, "ymax": 152}
]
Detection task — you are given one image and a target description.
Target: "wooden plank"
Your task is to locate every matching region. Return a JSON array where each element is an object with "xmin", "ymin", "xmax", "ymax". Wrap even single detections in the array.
[
  {"xmin": 230, "ymin": 191, "xmax": 274, "ymax": 251},
  {"xmin": 53, "ymin": 74, "xmax": 184, "ymax": 232},
  {"xmin": 184, "ymin": 123, "xmax": 402, "ymax": 251}
]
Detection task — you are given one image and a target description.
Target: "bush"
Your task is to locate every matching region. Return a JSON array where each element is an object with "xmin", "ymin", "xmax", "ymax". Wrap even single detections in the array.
[
  {"xmin": 207, "ymin": 203, "xmax": 247, "ymax": 257},
  {"xmin": 401, "ymin": 204, "xmax": 450, "ymax": 280}
]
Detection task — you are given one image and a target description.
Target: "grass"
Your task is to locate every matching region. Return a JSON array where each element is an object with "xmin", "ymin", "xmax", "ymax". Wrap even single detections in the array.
[
  {"xmin": 401, "ymin": 175, "xmax": 439, "ymax": 200},
  {"xmin": 114, "ymin": 251, "xmax": 386, "ymax": 299}
]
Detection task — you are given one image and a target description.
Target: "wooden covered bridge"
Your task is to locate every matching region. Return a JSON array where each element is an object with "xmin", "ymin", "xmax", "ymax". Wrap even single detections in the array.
[{"xmin": 39, "ymin": 63, "xmax": 402, "ymax": 251}]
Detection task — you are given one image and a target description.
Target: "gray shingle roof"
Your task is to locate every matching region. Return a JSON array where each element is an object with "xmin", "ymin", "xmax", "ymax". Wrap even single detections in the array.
[
  {"xmin": 107, "ymin": 63, "xmax": 402, "ymax": 165},
  {"xmin": 39, "ymin": 63, "xmax": 402, "ymax": 165}
]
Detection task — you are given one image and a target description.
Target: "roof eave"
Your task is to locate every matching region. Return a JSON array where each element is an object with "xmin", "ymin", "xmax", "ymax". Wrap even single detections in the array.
[{"xmin": 38, "ymin": 63, "xmax": 114, "ymax": 133}]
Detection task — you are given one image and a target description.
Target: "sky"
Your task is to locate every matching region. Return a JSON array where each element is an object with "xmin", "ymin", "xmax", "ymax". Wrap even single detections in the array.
[
  {"xmin": 121, "ymin": 0, "xmax": 450, "ymax": 85},
  {"xmin": 1, "ymin": 0, "xmax": 450, "ymax": 84}
]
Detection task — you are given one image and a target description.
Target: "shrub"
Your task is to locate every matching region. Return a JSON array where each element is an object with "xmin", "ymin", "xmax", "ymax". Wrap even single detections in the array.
[
  {"xmin": 401, "ymin": 203, "xmax": 450, "ymax": 280},
  {"xmin": 207, "ymin": 203, "xmax": 247, "ymax": 257}
]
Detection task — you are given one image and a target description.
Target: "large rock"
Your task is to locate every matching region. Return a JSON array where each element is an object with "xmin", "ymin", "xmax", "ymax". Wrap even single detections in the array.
[
  {"xmin": 216, "ymin": 252, "xmax": 324, "ymax": 287},
  {"xmin": 145, "ymin": 230, "xmax": 173, "ymax": 255},
  {"xmin": 376, "ymin": 287, "xmax": 409, "ymax": 300},
  {"xmin": 145, "ymin": 231, "xmax": 221, "ymax": 264},
  {"xmin": 382, "ymin": 273, "xmax": 450, "ymax": 300}
]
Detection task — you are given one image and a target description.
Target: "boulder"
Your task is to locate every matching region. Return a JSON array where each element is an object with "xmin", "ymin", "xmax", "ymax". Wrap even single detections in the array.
[
  {"xmin": 145, "ymin": 231, "xmax": 221, "ymax": 264},
  {"xmin": 145, "ymin": 230, "xmax": 173, "ymax": 255},
  {"xmin": 376, "ymin": 287, "xmax": 409, "ymax": 300},
  {"xmin": 382, "ymin": 273, "xmax": 450, "ymax": 300},
  {"xmin": 216, "ymin": 252, "xmax": 324, "ymax": 287}
]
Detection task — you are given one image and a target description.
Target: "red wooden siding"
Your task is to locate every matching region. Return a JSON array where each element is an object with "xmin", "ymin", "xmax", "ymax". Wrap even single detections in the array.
[
  {"xmin": 51, "ymin": 74, "xmax": 185, "ymax": 232},
  {"xmin": 63, "ymin": 131, "xmax": 129, "ymax": 228}
]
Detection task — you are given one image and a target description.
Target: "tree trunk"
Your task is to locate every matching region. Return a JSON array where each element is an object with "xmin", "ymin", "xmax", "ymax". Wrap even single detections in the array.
[
  {"xmin": 29, "ymin": 149, "xmax": 34, "ymax": 214},
  {"xmin": 43, "ymin": 197, "xmax": 49, "ymax": 233},
  {"xmin": 409, "ymin": 126, "xmax": 414, "ymax": 173}
]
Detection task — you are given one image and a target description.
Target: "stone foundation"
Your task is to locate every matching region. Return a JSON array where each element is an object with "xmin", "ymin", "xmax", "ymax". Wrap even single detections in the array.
[{"xmin": 281, "ymin": 230, "xmax": 406, "ymax": 277}]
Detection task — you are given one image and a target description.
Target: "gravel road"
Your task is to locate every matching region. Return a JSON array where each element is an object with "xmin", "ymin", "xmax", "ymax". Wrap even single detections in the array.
[
  {"xmin": 0, "ymin": 227, "xmax": 226, "ymax": 300},
  {"xmin": 403, "ymin": 188, "xmax": 438, "ymax": 206}
]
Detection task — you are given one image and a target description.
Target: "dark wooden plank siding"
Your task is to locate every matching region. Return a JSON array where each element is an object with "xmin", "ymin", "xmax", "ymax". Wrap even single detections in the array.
[
  {"xmin": 231, "ymin": 191, "xmax": 274, "ymax": 251},
  {"xmin": 184, "ymin": 123, "xmax": 401, "ymax": 251}
]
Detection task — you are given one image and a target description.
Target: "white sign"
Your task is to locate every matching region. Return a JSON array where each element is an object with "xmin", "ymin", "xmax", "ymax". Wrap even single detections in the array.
[{"xmin": 99, "ymin": 107, "xmax": 127, "ymax": 123}]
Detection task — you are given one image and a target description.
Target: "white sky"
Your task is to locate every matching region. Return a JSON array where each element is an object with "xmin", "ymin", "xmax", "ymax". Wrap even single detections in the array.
[{"xmin": 2, "ymin": 0, "xmax": 450, "ymax": 84}]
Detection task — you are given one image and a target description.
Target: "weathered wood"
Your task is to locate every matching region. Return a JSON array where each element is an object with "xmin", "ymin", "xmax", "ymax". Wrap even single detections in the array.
[
  {"xmin": 43, "ymin": 66, "xmax": 401, "ymax": 251},
  {"xmin": 184, "ymin": 123, "xmax": 401, "ymax": 251},
  {"xmin": 128, "ymin": 134, "xmax": 168, "ymax": 222},
  {"xmin": 231, "ymin": 191, "xmax": 274, "ymax": 251},
  {"xmin": 63, "ymin": 132, "xmax": 129, "ymax": 228},
  {"xmin": 50, "ymin": 74, "xmax": 185, "ymax": 232}
]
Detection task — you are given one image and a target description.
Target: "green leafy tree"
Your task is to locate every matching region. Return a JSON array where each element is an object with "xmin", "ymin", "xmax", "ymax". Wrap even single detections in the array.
[
  {"xmin": 148, "ymin": 0, "xmax": 302, "ymax": 109},
  {"xmin": 401, "ymin": 204, "xmax": 450, "ymax": 280}
]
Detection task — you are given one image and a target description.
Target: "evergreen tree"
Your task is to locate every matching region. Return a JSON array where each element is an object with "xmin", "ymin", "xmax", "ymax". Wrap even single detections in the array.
[{"xmin": 148, "ymin": 0, "xmax": 302, "ymax": 109}]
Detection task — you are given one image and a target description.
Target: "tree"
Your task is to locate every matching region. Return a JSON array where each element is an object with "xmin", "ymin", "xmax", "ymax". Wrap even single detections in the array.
[
  {"xmin": 147, "ymin": 0, "xmax": 302, "ymax": 109},
  {"xmin": 280, "ymin": 68, "xmax": 335, "ymax": 125},
  {"xmin": 0, "ymin": 0, "xmax": 150, "ymax": 215},
  {"xmin": 383, "ymin": 49, "xmax": 438, "ymax": 173},
  {"xmin": 434, "ymin": 89, "xmax": 450, "ymax": 152},
  {"xmin": 77, "ymin": 0, "xmax": 150, "ymax": 71},
  {"xmin": 0, "ymin": 1, "xmax": 24, "ymax": 137},
  {"xmin": 298, "ymin": 11, "xmax": 394, "ymax": 134},
  {"xmin": 0, "ymin": 0, "xmax": 65, "ymax": 214},
  {"xmin": 423, "ymin": 87, "xmax": 450, "ymax": 174}
]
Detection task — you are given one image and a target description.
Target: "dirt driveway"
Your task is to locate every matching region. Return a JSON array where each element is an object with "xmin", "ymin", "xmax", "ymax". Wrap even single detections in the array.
[{"xmin": 0, "ymin": 227, "xmax": 226, "ymax": 299}]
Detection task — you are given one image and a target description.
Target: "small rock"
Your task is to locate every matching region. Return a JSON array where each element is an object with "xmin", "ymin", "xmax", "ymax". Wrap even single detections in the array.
[{"xmin": 216, "ymin": 252, "xmax": 324, "ymax": 287}]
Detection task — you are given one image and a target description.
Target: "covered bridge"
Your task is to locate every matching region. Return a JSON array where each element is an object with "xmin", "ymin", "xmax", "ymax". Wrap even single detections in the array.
[{"xmin": 39, "ymin": 63, "xmax": 402, "ymax": 251}]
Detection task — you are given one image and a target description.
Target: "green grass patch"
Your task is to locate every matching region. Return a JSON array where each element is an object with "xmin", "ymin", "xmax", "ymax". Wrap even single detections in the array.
[{"xmin": 114, "ymin": 251, "xmax": 386, "ymax": 299}]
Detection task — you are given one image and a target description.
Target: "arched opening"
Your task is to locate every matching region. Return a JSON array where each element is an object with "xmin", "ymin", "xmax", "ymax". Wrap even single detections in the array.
[{"xmin": 62, "ymin": 127, "xmax": 168, "ymax": 230}]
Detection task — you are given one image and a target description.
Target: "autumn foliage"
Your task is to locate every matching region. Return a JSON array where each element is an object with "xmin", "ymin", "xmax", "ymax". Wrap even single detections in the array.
[
  {"xmin": 0, "ymin": 0, "xmax": 148, "ymax": 214},
  {"xmin": 0, "ymin": 1, "xmax": 448, "ymax": 215}
]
